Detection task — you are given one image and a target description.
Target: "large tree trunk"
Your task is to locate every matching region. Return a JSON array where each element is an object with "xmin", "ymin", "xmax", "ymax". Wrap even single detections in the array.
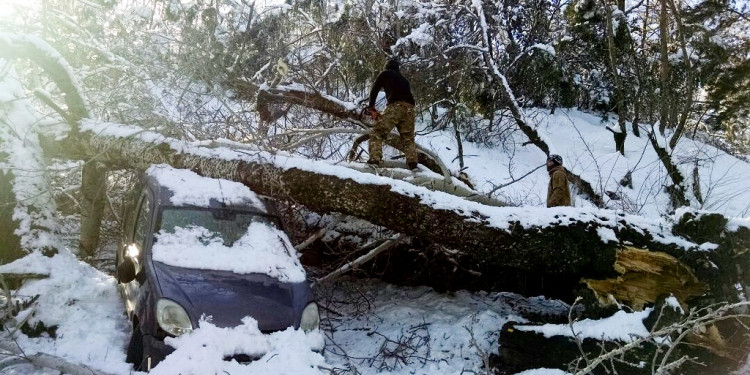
[
  {"xmin": 78, "ymin": 162, "xmax": 107, "ymax": 258},
  {"xmin": 35, "ymin": 122, "xmax": 750, "ymax": 308}
]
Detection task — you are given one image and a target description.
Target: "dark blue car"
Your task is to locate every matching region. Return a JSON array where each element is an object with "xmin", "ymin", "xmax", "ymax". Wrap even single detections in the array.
[{"xmin": 116, "ymin": 165, "xmax": 319, "ymax": 371}]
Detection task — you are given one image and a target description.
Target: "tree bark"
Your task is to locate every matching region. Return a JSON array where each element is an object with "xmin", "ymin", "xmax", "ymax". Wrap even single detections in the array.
[
  {"xmin": 658, "ymin": 0, "xmax": 670, "ymax": 134},
  {"xmin": 603, "ymin": 0, "xmax": 628, "ymax": 155},
  {"xmin": 40, "ymin": 126, "xmax": 616, "ymax": 276},
  {"xmin": 0, "ymin": 159, "xmax": 24, "ymax": 264},
  {"xmin": 666, "ymin": 0, "xmax": 695, "ymax": 150},
  {"xmin": 647, "ymin": 131, "xmax": 687, "ymax": 208},
  {"xmin": 78, "ymin": 162, "xmax": 107, "ymax": 258}
]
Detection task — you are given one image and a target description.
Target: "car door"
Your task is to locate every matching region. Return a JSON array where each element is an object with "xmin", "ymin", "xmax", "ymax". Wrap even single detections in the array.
[{"xmin": 119, "ymin": 191, "xmax": 152, "ymax": 319}]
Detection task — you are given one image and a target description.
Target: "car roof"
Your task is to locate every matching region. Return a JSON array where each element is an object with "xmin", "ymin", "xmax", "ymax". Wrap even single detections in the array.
[{"xmin": 143, "ymin": 165, "xmax": 269, "ymax": 213}]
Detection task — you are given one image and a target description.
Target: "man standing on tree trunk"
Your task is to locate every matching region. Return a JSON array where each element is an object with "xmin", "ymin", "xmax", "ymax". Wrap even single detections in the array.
[
  {"xmin": 546, "ymin": 154, "xmax": 572, "ymax": 207},
  {"xmin": 366, "ymin": 58, "xmax": 418, "ymax": 170}
]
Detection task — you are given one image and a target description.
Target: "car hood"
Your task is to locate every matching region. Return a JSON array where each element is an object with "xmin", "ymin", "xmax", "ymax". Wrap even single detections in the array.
[{"xmin": 152, "ymin": 261, "xmax": 311, "ymax": 331}]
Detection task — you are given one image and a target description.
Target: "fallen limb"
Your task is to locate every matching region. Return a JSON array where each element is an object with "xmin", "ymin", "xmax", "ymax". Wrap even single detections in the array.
[
  {"xmin": 317, "ymin": 234, "xmax": 408, "ymax": 284},
  {"xmin": 0, "ymin": 340, "xmax": 117, "ymax": 375}
]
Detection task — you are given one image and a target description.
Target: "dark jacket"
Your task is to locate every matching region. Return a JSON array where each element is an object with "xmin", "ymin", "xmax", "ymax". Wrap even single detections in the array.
[
  {"xmin": 547, "ymin": 166, "xmax": 572, "ymax": 207},
  {"xmin": 368, "ymin": 68, "xmax": 415, "ymax": 108}
]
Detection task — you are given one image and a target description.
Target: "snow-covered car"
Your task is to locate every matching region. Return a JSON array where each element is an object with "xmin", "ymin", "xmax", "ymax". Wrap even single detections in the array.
[{"xmin": 116, "ymin": 165, "xmax": 319, "ymax": 371}]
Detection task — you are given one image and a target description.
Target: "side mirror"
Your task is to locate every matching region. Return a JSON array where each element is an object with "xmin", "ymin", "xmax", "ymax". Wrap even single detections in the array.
[{"xmin": 117, "ymin": 257, "xmax": 137, "ymax": 284}]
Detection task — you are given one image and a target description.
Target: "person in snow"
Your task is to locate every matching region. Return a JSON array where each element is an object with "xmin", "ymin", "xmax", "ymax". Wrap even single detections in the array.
[
  {"xmin": 366, "ymin": 58, "xmax": 418, "ymax": 170},
  {"xmin": 546, "ymin": 154, "xmax": 572, "ymax": 207}
]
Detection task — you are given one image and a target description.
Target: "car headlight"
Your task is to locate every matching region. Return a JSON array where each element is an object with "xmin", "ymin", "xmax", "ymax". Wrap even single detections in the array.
[
  {"xmin": 300, "ymin": 302, "xmax": 320, "ymax": 333},
  {"xmin": 156, "ymin": 299, "xmax": 193, "ymax": 336}
]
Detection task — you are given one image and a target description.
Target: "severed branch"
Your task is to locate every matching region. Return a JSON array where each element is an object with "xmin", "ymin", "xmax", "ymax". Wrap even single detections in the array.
[{"xmin": 317, "ymin": 234, "xmax": 408, "ymax": 284}]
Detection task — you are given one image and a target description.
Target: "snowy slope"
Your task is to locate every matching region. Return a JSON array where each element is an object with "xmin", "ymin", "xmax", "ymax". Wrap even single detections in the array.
[{"xmin": 421, "ymin": 108, "xmax": 750, "ymax": 218}]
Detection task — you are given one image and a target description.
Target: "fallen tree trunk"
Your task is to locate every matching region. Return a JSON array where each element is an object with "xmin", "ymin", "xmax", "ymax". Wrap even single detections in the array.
[
  {"xmin": 41, "ymin": 123, "xmax": 621, "ymax": 277},
  {"xmin": 35, "ymin": 121, "xmax": 750, "ymax": 307}
]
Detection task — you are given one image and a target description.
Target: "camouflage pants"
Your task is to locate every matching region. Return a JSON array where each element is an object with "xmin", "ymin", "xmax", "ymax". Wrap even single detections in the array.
[{"xmin": 368, "ymin": 102, "xmax": 417, "ymax": 165}]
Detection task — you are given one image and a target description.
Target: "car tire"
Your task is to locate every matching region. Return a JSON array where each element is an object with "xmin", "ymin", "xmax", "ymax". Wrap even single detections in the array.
[{"xmin": 126, "ymin": 324, "xmax": 144, "ymax": 369}]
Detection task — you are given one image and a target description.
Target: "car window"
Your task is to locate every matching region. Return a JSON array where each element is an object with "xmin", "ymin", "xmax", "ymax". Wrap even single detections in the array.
[
  {"xmin": 159, "ymin": 208, "xmax": 278, "ymax": 246},
  {"xmin": 133, "ymin": 194, "xmax": 152, "ymax": 249}
]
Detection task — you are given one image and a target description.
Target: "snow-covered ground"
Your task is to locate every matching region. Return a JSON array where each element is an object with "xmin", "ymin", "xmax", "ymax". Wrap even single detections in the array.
[{"xmin": 0, "ymin": 249, "xmax": 577, "ymax": 375}]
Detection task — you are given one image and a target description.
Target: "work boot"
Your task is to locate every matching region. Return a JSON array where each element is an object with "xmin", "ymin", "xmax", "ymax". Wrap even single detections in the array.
[{"xmin": 407, "ymin": 162, "xmax": 418, "ymax": 170}]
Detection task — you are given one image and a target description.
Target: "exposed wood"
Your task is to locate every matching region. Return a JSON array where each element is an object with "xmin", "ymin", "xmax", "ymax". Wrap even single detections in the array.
[
  {"xmin": 2, "ymin": 34, "xmax": 745, "ymax": 310},
  {"xmin": 584, "ymin": 247, "xmax": 706, "ymax": 310}
]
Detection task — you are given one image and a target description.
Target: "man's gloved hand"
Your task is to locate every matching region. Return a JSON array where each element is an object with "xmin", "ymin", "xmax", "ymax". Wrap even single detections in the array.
[{"xmin": 367, "ymin": 107, "xmax": 382, "ymax": 120}]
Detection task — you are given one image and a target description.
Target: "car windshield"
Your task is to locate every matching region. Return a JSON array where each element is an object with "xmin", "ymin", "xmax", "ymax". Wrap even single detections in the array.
[
  {"xmin": 159, "ymin": 208, "xmax": 279, "ymax": 246},
  {"xmin": 152, "ymin": 207, "xmax": 306, "ymax": 282}
]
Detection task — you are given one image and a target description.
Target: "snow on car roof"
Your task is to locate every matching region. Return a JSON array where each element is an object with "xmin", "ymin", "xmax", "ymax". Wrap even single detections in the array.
[{"xmin": 146, "ymin": 164, "xmax": 267, "ymax": 211}]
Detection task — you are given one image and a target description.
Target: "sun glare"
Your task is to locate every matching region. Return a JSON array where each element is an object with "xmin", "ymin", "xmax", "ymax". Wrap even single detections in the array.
[{"xmin": 0, "ymin": 0, "xmax": 41, "ymax": 24}]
